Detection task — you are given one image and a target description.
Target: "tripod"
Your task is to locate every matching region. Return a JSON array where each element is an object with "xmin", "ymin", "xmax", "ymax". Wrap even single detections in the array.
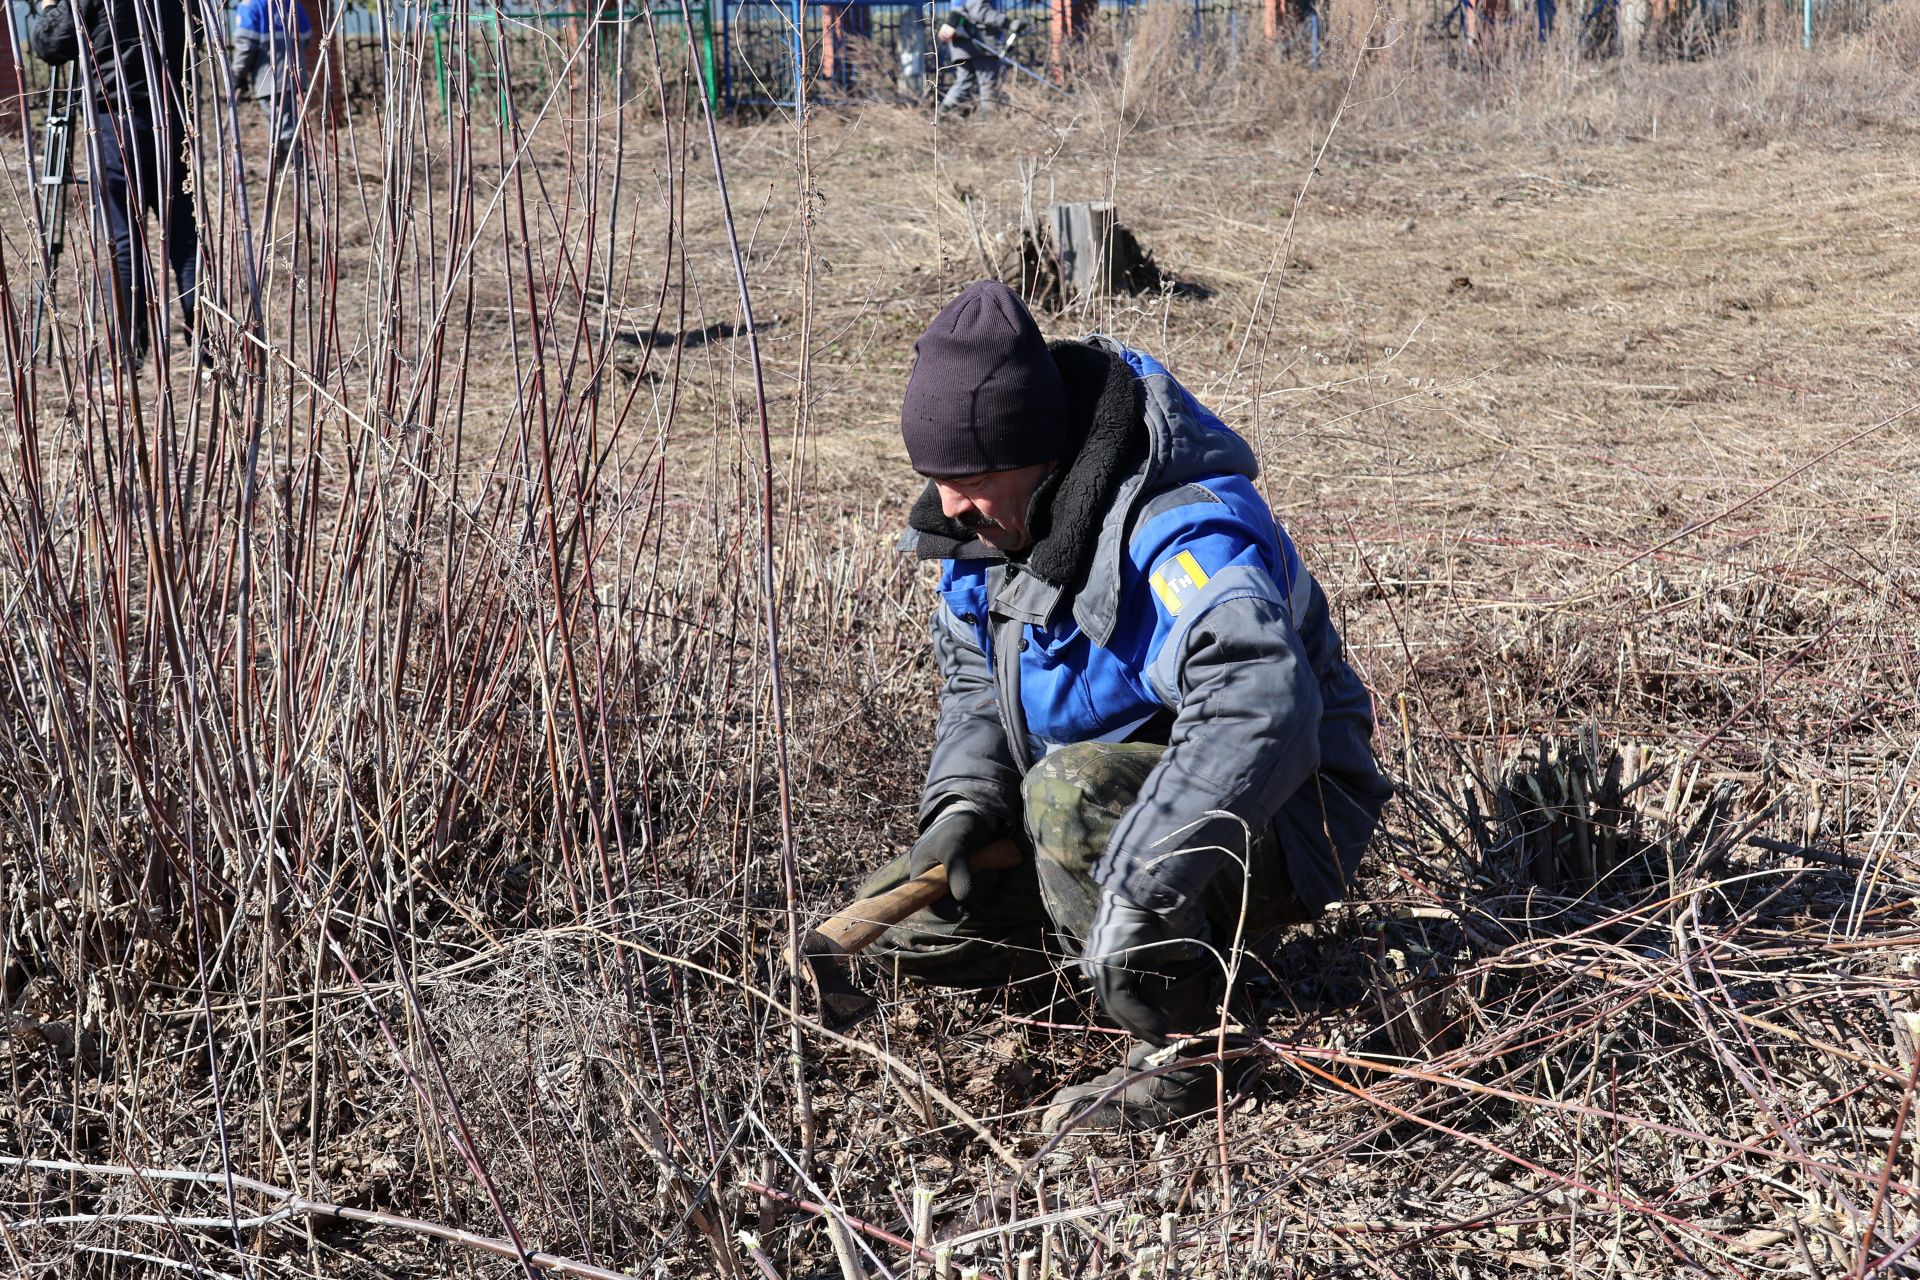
[{"xmin": 30, "ymin": 64, "xmax": 80, "ymax": 366}]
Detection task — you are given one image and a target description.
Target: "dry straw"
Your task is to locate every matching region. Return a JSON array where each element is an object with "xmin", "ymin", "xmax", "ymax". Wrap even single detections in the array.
[{"xmin": 3, "ymin": 0, "xmax": 1918, "ymax": 1275}]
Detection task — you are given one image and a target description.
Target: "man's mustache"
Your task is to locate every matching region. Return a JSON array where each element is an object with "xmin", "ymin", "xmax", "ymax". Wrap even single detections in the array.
[{"xmin": 959, "ymin": 512, "xmax": 1005, "ymax": 532}]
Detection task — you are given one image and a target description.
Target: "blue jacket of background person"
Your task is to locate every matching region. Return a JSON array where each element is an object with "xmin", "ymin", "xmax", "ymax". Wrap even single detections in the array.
[
  {"xmin": 231, "ymin": 0, "xmax": 311, "ymax": 100},
  {"xmin": 904, "ymin": 337, "xmax": 1392, "ymax": 917}
]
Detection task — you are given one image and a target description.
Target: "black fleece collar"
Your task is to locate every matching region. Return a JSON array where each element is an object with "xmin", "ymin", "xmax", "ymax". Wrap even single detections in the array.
[{"xmin": 907, "ymin": 340, "xmax": 1145, "ymax": 597}]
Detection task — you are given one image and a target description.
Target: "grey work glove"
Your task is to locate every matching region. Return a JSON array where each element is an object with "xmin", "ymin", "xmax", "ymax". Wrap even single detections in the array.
[
  {"xmin": 1081, "ymin": 890, "xmax": 1221, "ymax": 1045},
  {"xmin": 907, "ymin": 804, "xmax": 1005, "ymax": 906}
]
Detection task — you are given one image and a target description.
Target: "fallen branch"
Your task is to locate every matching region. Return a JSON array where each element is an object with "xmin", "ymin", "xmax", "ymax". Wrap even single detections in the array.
[
  {"xmin": 0, "ymin": 1157, "xmax": 634, "ymax": 1280},
  {"xmin": 745, "ymin": 1180, "xmax": 1004, "ymax": 1280}
]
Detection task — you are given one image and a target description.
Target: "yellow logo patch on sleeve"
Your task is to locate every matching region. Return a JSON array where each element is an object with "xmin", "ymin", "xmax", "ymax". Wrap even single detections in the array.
[{"xmin": 1148, "ymin": 550, "xmax": 1210, "ymax": 616}]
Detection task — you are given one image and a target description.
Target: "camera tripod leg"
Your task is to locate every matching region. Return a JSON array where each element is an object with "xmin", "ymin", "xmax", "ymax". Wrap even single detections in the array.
[{"xmin": 30, "ymin": 69, "xmax": 79, "ymax": 367}]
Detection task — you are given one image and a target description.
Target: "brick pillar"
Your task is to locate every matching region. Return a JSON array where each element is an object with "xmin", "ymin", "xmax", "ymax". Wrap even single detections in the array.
[
  {"xmin": 0, "ymin": 14, "xmax": 24, "ymax": 133},
  {"xmin": 1048, "ymin": 0, "xmax": 1093, "ymax": 78},
  {"xmin": 821, "ymin": 4, "xmax": 869, "ymax": 88},
  {"xmin": 295, "ymin": 0, "xmax": 345, "ymax": 123}
]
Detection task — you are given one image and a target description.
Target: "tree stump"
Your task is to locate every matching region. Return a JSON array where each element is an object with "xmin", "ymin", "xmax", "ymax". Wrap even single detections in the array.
[
  {"xmin": 1049, "ymin": 201, "xmax": 1117, "ymax": 302},
  {"xmin": 1009, "ymin": 201, "xmax": 1179, "ymax": 308}
]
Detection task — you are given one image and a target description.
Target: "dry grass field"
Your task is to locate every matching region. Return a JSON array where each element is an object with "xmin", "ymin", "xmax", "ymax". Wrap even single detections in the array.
[{"xmin": 4, "ymin": 4, "xmax": 1920, "ymax": 1276}]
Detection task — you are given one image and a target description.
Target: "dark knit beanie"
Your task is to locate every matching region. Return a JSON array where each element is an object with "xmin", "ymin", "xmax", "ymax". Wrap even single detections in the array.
[{"xmin": 900, "ymin": 281, "xmax": 1071, "ymax": 477}]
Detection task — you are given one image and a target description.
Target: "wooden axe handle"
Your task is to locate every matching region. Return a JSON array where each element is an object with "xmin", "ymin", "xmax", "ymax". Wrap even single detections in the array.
[{"xmin": 808, "ymin": 837, "xmax": 1024, "ymax": 959}]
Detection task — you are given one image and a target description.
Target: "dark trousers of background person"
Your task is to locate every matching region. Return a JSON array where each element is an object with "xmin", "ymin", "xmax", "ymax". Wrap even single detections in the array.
[
  {"xmin": 940, "ymin": 53, "xmax": 1002, "ymax": 113},
  {"xmin": 93, "ymin": 109, "xmax": 199, "ymax": 365},
  {"xmin": 268, "ymin": 86, "xmax": 301, "ymax": 170}
]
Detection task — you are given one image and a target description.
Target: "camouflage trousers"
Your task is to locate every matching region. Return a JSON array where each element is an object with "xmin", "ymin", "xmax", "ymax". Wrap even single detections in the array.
[{"xmin": 858, "ymin": 741, "xmax": 1317, "ymax": 989}]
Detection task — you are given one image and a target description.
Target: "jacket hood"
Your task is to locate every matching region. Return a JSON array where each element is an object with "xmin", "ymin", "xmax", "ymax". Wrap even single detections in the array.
[{"xmin": 904, "ymin": 335, "xmax": 1259, "ymax": 646}]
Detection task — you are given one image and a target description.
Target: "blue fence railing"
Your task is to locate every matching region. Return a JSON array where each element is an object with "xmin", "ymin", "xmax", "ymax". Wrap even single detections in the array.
[
  {"xmin": 719, "ymin": 0, "xmax": 1273, "ymax": 108},
  {"xmin": 4, "ymin": 0, "xmax": 1885, "ymax": 121}
]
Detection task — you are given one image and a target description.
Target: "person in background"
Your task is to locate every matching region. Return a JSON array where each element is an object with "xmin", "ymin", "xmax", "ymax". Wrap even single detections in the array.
[
  {"xmin": 231, "ymin": 0, "xmax": 314, "ymax": 178},
  {"xmin": 935, "ymin": 0, "xmax": 1018, "ymax": 114},
  {"xmin": 29, "ymin": 0, "xmax": 200, "ymax": 370}
]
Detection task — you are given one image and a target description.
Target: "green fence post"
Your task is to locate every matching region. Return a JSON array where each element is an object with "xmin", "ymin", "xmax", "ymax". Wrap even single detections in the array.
[
  {"xmin": 431, "ymin": 9, "xmax": 449, "ymax": 114},
  {"xmin": 701, "ymin": 0, "xmax": 717, "ymax": 111},
  {"xmin": 491, "ymin": 10, "xmax": 511, "ymax": 125}
]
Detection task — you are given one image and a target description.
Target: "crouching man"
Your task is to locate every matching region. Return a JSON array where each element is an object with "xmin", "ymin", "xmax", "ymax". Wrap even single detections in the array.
[{"xmin": 860, "ymin": 281, "xmax": 1392, "ymax": 1133}]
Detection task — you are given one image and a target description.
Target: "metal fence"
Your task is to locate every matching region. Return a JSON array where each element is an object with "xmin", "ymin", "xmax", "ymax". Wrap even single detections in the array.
[
  {"xmin": 2, "ymin": 0, "xmax": 391, "ymax": 105},
  {"xmin": 719, "ymin": 0, "xmax": 1013, "ymax": 108},
  {"xmin": 424, "ymin": 2, "xmax": 717, "ymax": 116},
  {"xmin": 1, "ymin": 0, "xmax": 714, "ymax": 122},
  {"xmin": 2, "ymin": 0, "xmax": 1888, "ymax": 126},
  {"xmin": 717, "ymin": 0, "xmax": 1286, "ymax": 108}
]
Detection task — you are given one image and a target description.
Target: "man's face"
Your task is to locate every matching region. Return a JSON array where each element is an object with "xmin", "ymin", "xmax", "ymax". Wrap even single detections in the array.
[{"xmin": 930, "ymin": 461, "xmax": 1054, "ymax": 554}]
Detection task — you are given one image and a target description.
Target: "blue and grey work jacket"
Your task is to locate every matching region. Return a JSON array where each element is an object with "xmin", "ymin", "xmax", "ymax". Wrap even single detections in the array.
[
  {"xmin": 905, "ymin": 338, "xmax": 1390, "ymax": 916},
  {"xmin": 230, "ymin": 0, "xmax": 309, "ymax": 101},
  {"xmin": 941, "ymin": 0, "xmax": 1009, "ymax": 61}
]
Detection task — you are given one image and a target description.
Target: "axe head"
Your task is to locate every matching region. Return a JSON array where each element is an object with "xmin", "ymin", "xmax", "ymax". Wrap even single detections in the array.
[
  {"xmin": 794, "ymin": 838, "xmax": 1024, "ymax": 1032},
  {"xmin": 798, "ymin": 930, "xmax": 879, "ymax": 1032}
]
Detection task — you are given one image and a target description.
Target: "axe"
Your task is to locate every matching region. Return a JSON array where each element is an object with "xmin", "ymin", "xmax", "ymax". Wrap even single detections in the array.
[{"xmin": 799, "ymin": 838, "xmax": 1025, "ymax": 1029}]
